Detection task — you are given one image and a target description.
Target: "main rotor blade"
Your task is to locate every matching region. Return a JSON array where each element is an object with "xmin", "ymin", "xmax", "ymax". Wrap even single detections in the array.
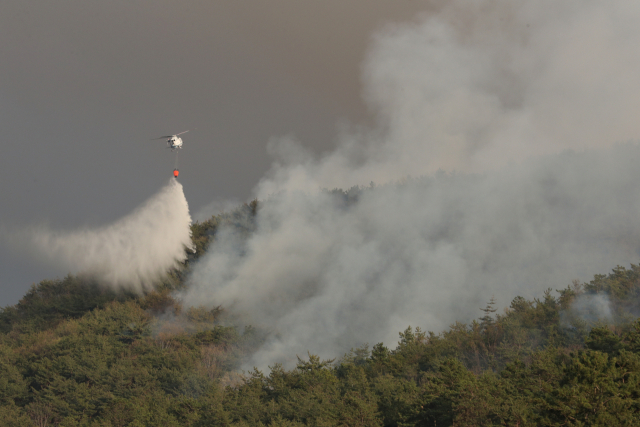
[
  {"xmin": 150, "ymin": 136, "xmax": 173, "ymax": 140},
  {"xmin": 175, "ymin": 130, "xmax": 189, "ymax": 136}
]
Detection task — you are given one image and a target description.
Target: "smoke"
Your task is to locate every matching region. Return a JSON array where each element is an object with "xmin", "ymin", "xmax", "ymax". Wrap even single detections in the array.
[
  {"xmin": 192, "ymin": 198, "xmax": 243, "ymax": 222},
  {"xmin": 24, "ymin": 179, "xmax": 193, "ymax": 292},
  {"xmin": 562, "ymin": 294, "xmax": 614, "ymax": 329},
  {"xmin": 257, "ymin": 0, "xmax": 640, "ymax": 194},
  {"xmin": 184, "ymin": 0, "xmax": 640, "ymax": 368}
]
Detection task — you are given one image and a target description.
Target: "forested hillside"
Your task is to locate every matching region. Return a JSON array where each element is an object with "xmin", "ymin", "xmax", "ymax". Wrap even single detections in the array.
[{"xmin": 2, "ymin": 200, "xmax": 640, "ymax": 426}]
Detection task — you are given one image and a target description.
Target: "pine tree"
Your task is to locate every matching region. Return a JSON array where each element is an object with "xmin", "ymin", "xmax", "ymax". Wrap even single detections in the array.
[{"xmin": 480, "ymin": 296, "xmax": 498, "ymax": 329}]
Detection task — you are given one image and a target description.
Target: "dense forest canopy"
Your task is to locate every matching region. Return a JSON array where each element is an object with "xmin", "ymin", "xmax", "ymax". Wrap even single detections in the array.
[{"xmin": 2, "ymin": 195, "xmax": 640, "ymax": 425}]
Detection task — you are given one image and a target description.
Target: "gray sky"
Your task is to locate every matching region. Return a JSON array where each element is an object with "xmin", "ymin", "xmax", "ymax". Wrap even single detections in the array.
[{"xmin": 0, "ymin": 1, "xmax": 431, "ymax": 304}]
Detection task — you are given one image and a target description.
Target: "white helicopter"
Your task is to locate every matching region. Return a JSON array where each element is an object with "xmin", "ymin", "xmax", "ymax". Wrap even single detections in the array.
[{"xmin": 152, "ymin": 130, "xmax": 189, "ymax": 151}]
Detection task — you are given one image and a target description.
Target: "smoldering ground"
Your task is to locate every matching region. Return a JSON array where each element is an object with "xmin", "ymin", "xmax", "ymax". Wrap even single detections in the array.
[
  {"xmin": 182, "ymin": 0, "xmax": 640, "ymax": 370},
  {"xmin": 18, "ymin": 179, "xmax": 193, "ymax": 293}
]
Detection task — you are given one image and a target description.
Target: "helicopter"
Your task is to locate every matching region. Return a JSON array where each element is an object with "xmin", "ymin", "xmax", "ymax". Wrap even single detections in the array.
[{"xmin": 151, "ymin": 130, "xmax": 189, "ymax": 151}]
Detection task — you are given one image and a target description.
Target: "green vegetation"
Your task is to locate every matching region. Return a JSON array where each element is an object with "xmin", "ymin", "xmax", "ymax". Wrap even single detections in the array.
[{"xmin": 2, "ymin": 202, "xmax": 640, "ymax": 425}]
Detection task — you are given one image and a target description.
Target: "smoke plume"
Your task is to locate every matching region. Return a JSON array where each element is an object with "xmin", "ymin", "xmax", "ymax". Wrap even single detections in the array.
[
  {"xmin": 184, "ymin": 0, "xmax": 640, "ymax": 369},
  {"xmin": 562, "ymin": 294, "xmax": 614, "ymax": 328},
  {"xmin": 26, "ymin": 179, "xmax": 193, "ymax": 292}
]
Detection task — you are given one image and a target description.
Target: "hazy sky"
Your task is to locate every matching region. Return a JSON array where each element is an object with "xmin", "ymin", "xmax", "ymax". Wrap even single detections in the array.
[{"xmin": 0, "ymin": 1, "xmax": 433, "ymax": 304}]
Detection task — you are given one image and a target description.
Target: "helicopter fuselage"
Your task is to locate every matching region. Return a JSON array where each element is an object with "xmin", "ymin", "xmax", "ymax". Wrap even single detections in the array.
[{"xmin": 167, "ymin": 136, "xmax": 183, "ymax": 150}]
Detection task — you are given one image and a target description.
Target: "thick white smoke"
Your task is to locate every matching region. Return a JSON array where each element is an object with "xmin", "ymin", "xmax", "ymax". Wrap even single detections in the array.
[
  {"xmin": 258, "ymin": 0, "xmax": 640, "ymax": 194},
  {"xmin": 26, "ymin": 179, "xmax": 193, "ymax": 292},
  {"xmin": 185, "ymin": 0, "xmax": 640, "ymax": 368}
]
